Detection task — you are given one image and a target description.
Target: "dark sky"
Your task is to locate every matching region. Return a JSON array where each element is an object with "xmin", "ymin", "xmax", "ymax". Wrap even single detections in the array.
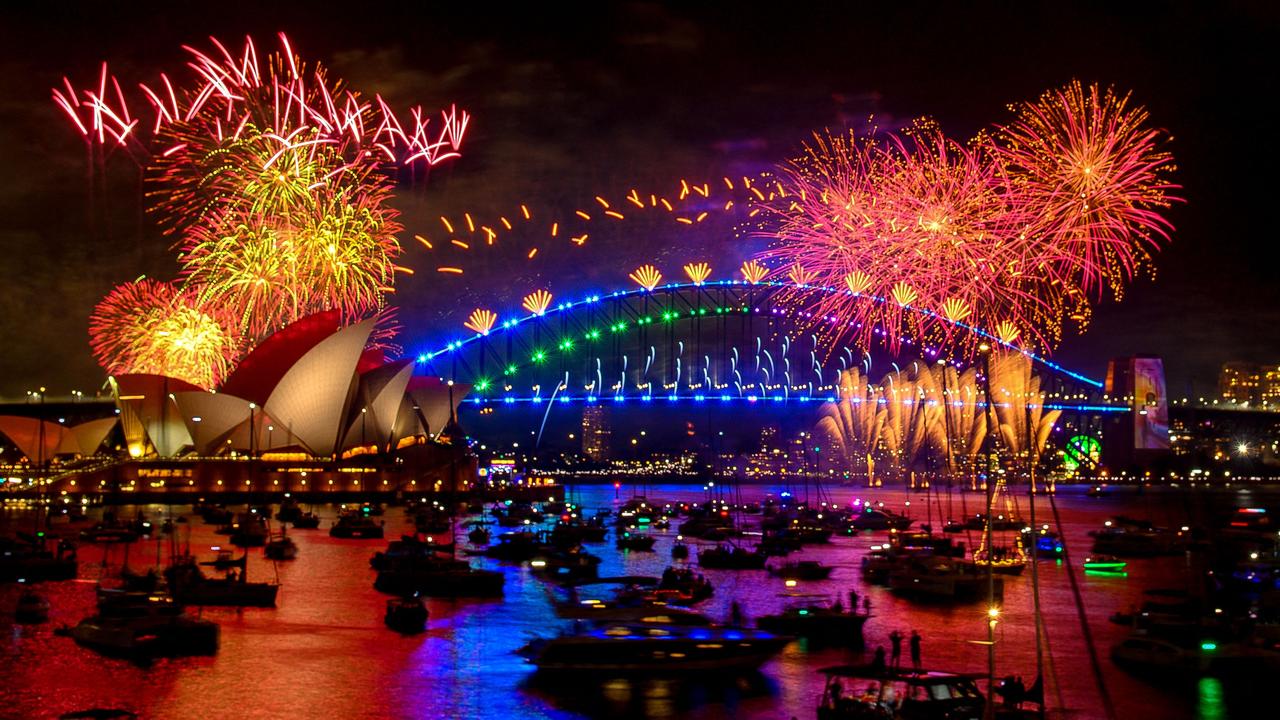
[{"xmin": 1, "ymin": 1, "xmax": 1276, "ymax": 399}]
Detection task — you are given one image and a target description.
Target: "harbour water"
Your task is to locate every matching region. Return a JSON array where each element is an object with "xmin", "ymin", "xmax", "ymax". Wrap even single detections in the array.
[{"xmin": 0, "ymin": 483, "xmax": 1266, "ymax": 719}]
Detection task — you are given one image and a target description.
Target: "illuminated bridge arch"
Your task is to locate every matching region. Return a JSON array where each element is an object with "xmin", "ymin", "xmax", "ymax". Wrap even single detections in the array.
[{"xmin": 415, "ymin": 279, "xmax": 1106, "ymax": 411}]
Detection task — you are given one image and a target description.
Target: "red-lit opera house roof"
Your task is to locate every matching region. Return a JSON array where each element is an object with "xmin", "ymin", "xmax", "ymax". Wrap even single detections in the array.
[{"xmin": 219, "ymin": 309, "xmax": 342, "ymax": 406}]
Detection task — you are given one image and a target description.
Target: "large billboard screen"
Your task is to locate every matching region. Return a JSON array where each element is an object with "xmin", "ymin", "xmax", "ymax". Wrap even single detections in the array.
[{"xmin": 1133, "ymin": 357, "xmax": 1169, "ymax": 451}]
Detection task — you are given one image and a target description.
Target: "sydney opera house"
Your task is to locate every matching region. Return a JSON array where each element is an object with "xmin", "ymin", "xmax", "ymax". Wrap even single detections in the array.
[{"xmin": 0, "ymin": 311, "xmax": 472, "ymax": 498}]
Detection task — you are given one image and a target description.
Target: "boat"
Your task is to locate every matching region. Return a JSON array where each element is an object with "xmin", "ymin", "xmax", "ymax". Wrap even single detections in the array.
[
  {"xmin": 199, "ymin": 548, "xmax": 239, "ymax": 569},
  {"xmin": 374, "ymin": 555, "xmax": 504, "ymax": 598},
  {"xmin": 466, "ymin": 522, "xmax": 492, "ymax": 544},
  {"xmin": 59, "ymin": 591, "xmax": 219, "ymax": 659},
  {"xmin": 518, "ymin": 621, "xmax": 790, "ymax": 674},
  {"xmin": 384, "ymin": 596, "xmax": 428, "ymax": 634},
  {"xmin": 371, "ymin": 535, "xmax": 455, "ymax": 571},
  {"xmin": 1089, "ymin": 525, "xmax": 1179, "ymax": 557},
  {"xmin": 530, "ymin": 546, "xmax": 602, "ymax": 583},
  {"xmin": 329, "ymin": 514, "xmax": 385, "ymax": 539},
  {"xmin": 1, "ymin": 536, "xmax": 78, "ymax": 582},
  {"xmin": 58, "ymin": 709, "xmax": 138, "ymax": 719},
  {"xmin": 292, "ymin": 512, "xmax": 321, "ymax": 529},
  {"xmin": 698, "ymin": 543, "xmax": 766, "ymax": 570},
  {"xmin": 263, "ymin": 531, "xmax": 298, "ymax": 561},
  {"xmin": 164, "ymin": 555, "xmax": 279, "ymax": 607},
  {"xmin": 756, "ymin": 594, "xmax": 868, "ymax": 647},
  {"xmin": 888, "ymin": 556, "xmax": 1001, "ymax": 602},
  {"xmin": 768, "ymin": 560, "xmax": 834, "ymax": 581},
  {"xmin": 228, "ymin": 513, "xmax": 268, "ymax": 548},
  {"xmin": 119, "ymin": 566, "xmax": 163, "ymax": 593},
  {"xmin": 671, "ymin": 539, "xmax": 689, "ymax": 560},
  {"xmin": 615, "ymin": 567, "xmax": 714, "ymax": 605},
  {"xmin": 849, "ymin": 507, "xmax": 914, "ymax": 532},
  {"xmin": 816, "ymin": 665, "xmax": 987, "ymax": 720},
  {"xmin": 1110, "ymin": 634, "xmax": 1229, "ymax": 675},
  {"xmin": 1086, "ymin": 484, "xmax": 1109, "ymax": 498},
  {"xmin": 616, "ymin": 531, "xmax": 656, "ymax": 551},
  {"xmin": 15, "ymin": 587, "xmax": 50, "ymax": 623},
  {"xmin": 78, "ymin": 523, "xmax": 139, "ymax": 544},
  {"xmin": 275, "ymin": 498, "xmax": 302, "ymax": 523},
  {"xmin": 484, "ymin": 531, "xmax": 545, "ymax": 561},
  {"xmin": 1083, "ymin": 554, "xmax": 1127, "ymax": 573}
]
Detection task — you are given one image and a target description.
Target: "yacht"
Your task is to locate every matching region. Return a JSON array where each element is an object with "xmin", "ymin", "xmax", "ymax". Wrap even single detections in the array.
[
  {"xmin": 60, "ymin": 591, "xmax": 218, "ymax": 659},
  {"xmin": 518, "ymin": 621, "xmax": 790, "ymax": 673},
  {"xmin": 616, "ymin": 531, "xmax": 657, "ymax": 551},
  {"xmin": 292, "ymin": 512, "xmax": 321, "ymax": 529},
  {"xmin": 164, "ymin": 555, "xmax": 279, "ymax": 607},
  {"xmin": 385, "ymin": 596, "xmax": 428, "ymax": 634},
  {"xmin": 1, "ymin": 536, "xmax": 78, "ymax": 582},
  {"xmin": 756, "ymin": 594, "xmax": 868, "ymax": 647},
  {"xmin": 768, "ymin": 560, "xmax": 834, "ymax": 581},
  {"xmin": 888, "ymin": 556, "xmax": 1001, "ymax": 602},
  {"xmin": 698, "ymin": 544, "xmax": 766, "ymax": 569},
  {"xmin": 374, "ymin": 556, "xmax": 504, "ymax": 597},
  {"xmin": 817, "ymin": 666, "xmax": 987, "ymax": 720},
  {"xmin": 330, "ymin": 514, "xmax": 385, "ymax": 539}
]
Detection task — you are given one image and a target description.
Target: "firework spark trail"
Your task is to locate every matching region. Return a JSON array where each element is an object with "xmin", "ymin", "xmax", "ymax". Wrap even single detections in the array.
[{"xmin": 55, "ymin": 33, "xmax": 467, "ymax": 169}]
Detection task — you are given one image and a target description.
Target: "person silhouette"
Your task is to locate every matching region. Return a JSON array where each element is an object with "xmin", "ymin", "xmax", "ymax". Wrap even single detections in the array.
[
  {"xmin": 910, "ymin": 630, "xmax": 922, "ymax": 672},
  {"xmin": 889, "ymin": 630, "xmax": 903, "ymax": 670},
  {"xmin": 870, "ymin": 645, "xmax": 887, "ymax": 674}
]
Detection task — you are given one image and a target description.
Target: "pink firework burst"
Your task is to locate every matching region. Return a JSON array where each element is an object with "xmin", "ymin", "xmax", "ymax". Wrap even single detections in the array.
[
  {"xmin": 756, "ymin": 83, "xmax": 1178, "ymax": 357},
  {"xmin": 993, "ymin": 81, "xmax": 1181, "ymax": 300}
]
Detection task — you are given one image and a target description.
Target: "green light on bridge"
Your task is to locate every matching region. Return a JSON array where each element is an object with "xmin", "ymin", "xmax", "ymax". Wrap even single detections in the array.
[
  {"xmin": 475, "ymin": 378, "xmax": 491, "ymax": 391},
  {"xmin": 532, "ymin": 350, "xmax": 547, "ymax": 363},
  {"xmin": 558, "ymin": 339, "xmax": 575, "ymax": 351}
]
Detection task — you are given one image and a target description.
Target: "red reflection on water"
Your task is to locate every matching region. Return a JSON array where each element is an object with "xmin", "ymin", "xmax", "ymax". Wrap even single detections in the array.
[{"xmin": 0, "ymin": 486, "xmax": 1241, "ymax": 719}]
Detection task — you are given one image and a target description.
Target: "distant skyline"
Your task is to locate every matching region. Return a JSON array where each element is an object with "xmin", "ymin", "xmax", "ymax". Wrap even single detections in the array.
[{"xmin": 2, "ymin": 2, "xmax": 1277, "ymax": 397}]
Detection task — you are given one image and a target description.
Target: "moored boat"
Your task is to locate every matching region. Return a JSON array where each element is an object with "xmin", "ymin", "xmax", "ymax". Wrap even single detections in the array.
[
  {"xmin": 1083, "ymin": 554, "xmax": 1127, "ymax": 572},
  {"xmin": 15, "ymin": 587, "xmax": 51, "ymax": 623},
  {"xmin": 518, "ymin": 621, "xmax": 790, "ymax": 674},
  {"xmin": 768, "ymin": 560, "xmax": 834, "ymax": 581},
  {"xmin": 59, "ymin": 591, "xmax": 219, "ymax": 659},
  {"xmin": 756, "ymin": 594, "xmax": 868, "ymax": 647},
  {"xmin": 385, "ymin": 596, "xmax": 428, "ymax": 634},
  {"xmin": 816, "ymin": 666, "xmax": 987, "ymax": 720},
  {"xmin": 330, "ymin": 514, "xmax": 384, "ymax": 539}
]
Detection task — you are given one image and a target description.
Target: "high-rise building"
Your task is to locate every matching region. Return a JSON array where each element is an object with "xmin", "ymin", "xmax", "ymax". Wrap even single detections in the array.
[
  {"xmin": 1264, "ymin": 366, "xmax": 1280, "ymax": 406},
  {"xmin": 581, "ymin": 405, "xmax": 611, "ymax": 461},
  {"xmin": 1220, "ymin": 362, "xmax": 1266, "ymax": 405},
  {"xmin": 760, "ymin": 425, "xmax": 779, "ymax": 450}
]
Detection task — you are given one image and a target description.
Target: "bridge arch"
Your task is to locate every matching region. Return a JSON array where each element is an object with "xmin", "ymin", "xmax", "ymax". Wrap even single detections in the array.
[{"xmin": 415, "ymin": 279, "xmax": 1104, "ymax": 408}]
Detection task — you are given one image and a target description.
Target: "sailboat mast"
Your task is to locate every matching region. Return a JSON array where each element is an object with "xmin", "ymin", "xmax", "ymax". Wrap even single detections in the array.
[
  {"xmin": 1026, "ymin": 387, "xmax": 1046, "ymax": 718},
  {"xmin": 978, "ymin": 344, "xmax": 997, "ymax": 720}
]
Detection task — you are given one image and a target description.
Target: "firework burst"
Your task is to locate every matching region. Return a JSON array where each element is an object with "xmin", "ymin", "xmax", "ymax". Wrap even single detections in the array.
[
  {"xmin": 757, "ymin": 83, "xmax": 1178, "ymax": 356},
  {"xmin": 994, "ymin": 81, "xmax": 1179, "ymax": 300},
  {"xmin": 89, "ymin": 279, "xmax": 241, "ymax": 389},
  {"xmin": 59, "ymin": 34, "xmax": 465, "ymax": 383}
]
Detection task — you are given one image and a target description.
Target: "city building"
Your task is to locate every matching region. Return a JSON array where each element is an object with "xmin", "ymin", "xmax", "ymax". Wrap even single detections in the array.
[
  {"xmin": 581, "ymin": 405, "xmax": 611, "ymax": 461},
  {"xmin": 1219, "ymin": 362, "xmax": 1280, "ymax": 406}
]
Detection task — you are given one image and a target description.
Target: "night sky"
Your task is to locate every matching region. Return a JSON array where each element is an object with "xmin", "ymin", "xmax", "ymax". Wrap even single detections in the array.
[{"xmin": 1, "ymin": 1, "xmax": 1276, "ymax": 399}]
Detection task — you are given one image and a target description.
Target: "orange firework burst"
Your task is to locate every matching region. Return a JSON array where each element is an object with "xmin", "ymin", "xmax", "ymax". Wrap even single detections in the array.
[
  {"xmin": 464, "ymin": 308, "xmax": 498, "ymax": 335},
  {"xmin": 629, "ymin": 264, "xmax": 662, "ymax": 291},
  {"xmin": 683, "ymin": 262, "xmax": 712, "ymax": 285},
  {"xmin": 88, "ymin": 279, "xmax": 241, "ymax": 389},
  {"xmin": 522, "ymin": 290, "xmax": 553, "ymax": 316}
]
